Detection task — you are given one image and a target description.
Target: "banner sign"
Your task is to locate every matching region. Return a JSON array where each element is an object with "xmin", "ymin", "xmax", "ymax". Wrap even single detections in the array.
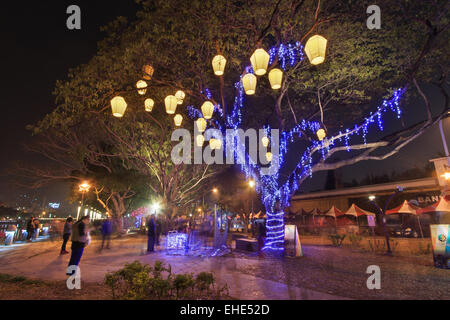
[
  {"xmin": 430, "ymin": 224, "xmax": 450, "ymax": 269},
  {"xmin": 285, "ymin": 225, "xmax": 303, "ymax": 257}
]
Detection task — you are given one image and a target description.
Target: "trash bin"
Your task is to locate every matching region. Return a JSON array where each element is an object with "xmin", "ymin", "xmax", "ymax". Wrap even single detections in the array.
[{"xmin": 430, "ymin": 224, "xmax": 450, "ymax": 269}]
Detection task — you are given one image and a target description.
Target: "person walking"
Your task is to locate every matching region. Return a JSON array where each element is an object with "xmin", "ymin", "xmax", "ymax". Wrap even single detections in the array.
[
  {"xmin": 67, "ymin": 216, "xmax": 90, "ymax": 276},
  {"xmin": 100, "ymin": 216, "xmax": 113, "ymax": 250},
  {"xmin": 26, "ymin": 217, "xmax": 34, "ymax": 242},
  {"xmin": 155, "ymin": 217, "xmax": 161, "ymax": 246},
  {"xmin": 60, "ymin": 217, "xmax": 73, "ymax": 255},
  {"xmin": 147, "ymin": 215, "xmax": 156, "ymax": 253}
]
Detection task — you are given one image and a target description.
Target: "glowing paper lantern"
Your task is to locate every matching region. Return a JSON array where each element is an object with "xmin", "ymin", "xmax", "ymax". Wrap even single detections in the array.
[
  {"xmin": 136, "ymin": 80, "xmax": 148, "ymax": 95},
  {"xmin": 317, "ymin": 128, "xmax": 326, "ymax": 141},
  {"xmin": 268, "ymin": 68, "xmax": 283, "ymax": 90},
  {"xmin": 144, "ymin": 98, "xmax": 154, "ymax": 112},
  {"xmin": 250, "ymin": 48, "xmax": 270, "ymax": 76},
  {"xmin": 266, "ymin": 152, "xmax": 273, "ymax": 162},
  {"xmin": 196, "ymin": 135, "xmax": 205, "ymax": 147},
  {"xmin": 212, "ymin": 55, "xmax": 227, "ymax": 76},
  {"xmin": 196, "ymin": 118, "xmax": 207, "ymax": 133},
  {"xmin": 111, "ymin": 96, "xmax": 127, "ymax": 118},
  {"xmin": 262, "ymin": 137, "xmax": 270, "ymax": 148},
  {"xmin": 242, "ymin": 73, "xmax": 257, "ymax": 95},
  {"xmin": 175, "ymin": 90, "xmax": 186, "ymax": 105},
  {"xmin": 210, "ymin": 139, "xmax": 222, "ymax": 150},
  {"xmin": 174, "ymin": 114, "xmax": 183, "ymax": 127},
  {"xmin": 305, "ymin": 35, "xmax": 328, "ymax": 65},
  {"xmin": 165, "ymin": 95, "xmax": 178, "ymax": 114},
  {"xmin": 201, "ymin": 101, "xmax": 215, "ymax": 120}
]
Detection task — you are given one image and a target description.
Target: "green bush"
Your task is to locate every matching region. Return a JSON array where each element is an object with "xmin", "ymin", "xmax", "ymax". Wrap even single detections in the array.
[
  {"xmin": 105, "ymin": 261, "xmax": 229, "ymax": 300},
  {"xmin": 348, "ymin": 234, "xmax": 363, "ymax": 248},
  {"xmin": 328, "ymin": 234, "xmax": 346, "ymax": 247}
]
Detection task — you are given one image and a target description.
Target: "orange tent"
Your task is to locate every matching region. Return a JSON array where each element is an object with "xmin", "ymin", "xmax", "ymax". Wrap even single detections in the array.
[
  {"xmin": 344, "ymin": 204, "xmax": 376, "ymax": 217},
  {"xmin": 418, "ymin": 197, "xmax": 450, "ymax": 214},
  {"xmin": 386, "ymin": 200, "xmax": 421, "ymax": 215},
  {"xmin": 322, "ymin": 206, "xmax": 343, "ymax": 218}
]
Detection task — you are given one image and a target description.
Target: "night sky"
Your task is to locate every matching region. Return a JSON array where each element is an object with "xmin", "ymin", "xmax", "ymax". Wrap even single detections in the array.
[{"xmin": 0, "ymin": 1, "xmax": 448, "ymax": 209}]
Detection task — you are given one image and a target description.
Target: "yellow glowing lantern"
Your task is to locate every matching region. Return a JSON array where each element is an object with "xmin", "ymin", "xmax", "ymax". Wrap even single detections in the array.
[
  {"xmin": 242, "ymin": 73, "xmax": 257, "ymax": 95},
  {"xmin": 175, "ymin": 90, "xmax": 185, "ymax": 105},
  {"xmin": 144, "ymin": 98, "xmax": 154, "ymax": 112},
  {"xmin": 196, "ymin": 135, "xmax": 205, "ymax": 147},
  {"xmin": 262, "ymin": 136, "xmax": 270, "ymax": 148},
  {"xmin": 136, "ymin": 80, "xmax": 148, "ymax": 95},
  {"xmin": 268, "ymin": 68, "xmax": 283, "ymax": 90},
  {"xmin": 212, "ymin": 55, "xmax": 227, "ymax": 76},
  {"xmin": 317, "ymin": 128, "xmax": 326, "ymax": 141},
  {"xmin": 266, "ymin": 152, "xmax": 273, "ymax": 162},
  {"xmin": 250, "ymin": 48, "xmax": 270, "ymax": 76},
  {"xmin": 196, "ymin": 118, "xmax": 207, "ymax": 133},
  {"xmin": 143, "ymin": 65, "xmax": 154, "ymax": 80},
  {"xmin": 305, "ymin": 35, "xmax": 328, "ymax": 65},
  {"xmin": 111, "ymin": 96, "xmax": 127, "ymax": 118},
  {"xmin": 201, "ymin": 101, "xmax": 215, "ymax": 120},
  {"xmin": 174, "ymin": 114, "xmax": 183, "ymax": 127},
  {"xmin": 210, "ymin": 139, "xmax": 222, "ymax": 150},
  {"xmin": 165, "ymin": 95, "xmax": 178, "ymax": 114}
]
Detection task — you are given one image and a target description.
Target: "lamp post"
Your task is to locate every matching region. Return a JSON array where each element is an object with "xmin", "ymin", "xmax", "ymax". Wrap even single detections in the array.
[
  {"xmin": 78, "ymin": 182, "xmax": 91, "ymax": 220},
  {"xmin": 368, "ymin": 187, "xmax": 403, "ymax": 256}
]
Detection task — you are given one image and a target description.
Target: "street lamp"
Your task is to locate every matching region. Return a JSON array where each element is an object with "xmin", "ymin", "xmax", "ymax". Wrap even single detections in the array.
[{"xmin": 78, "ymin": 182, "xmax": 91, "ymax": 220}]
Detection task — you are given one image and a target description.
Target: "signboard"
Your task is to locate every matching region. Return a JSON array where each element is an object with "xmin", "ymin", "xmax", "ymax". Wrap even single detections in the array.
[
  {"xmin": 430, "ymin": 224, "xmax": 450, "ymax": 269},
  {"xmin": 285, "ymin": 225, "xmax": 303, "ymax": 257},
  {"xmin": 430, "ymin": 157, "xmax": 450, "ymax": 187},
  {"xmin": 49, "ymin": 203, "xmax": 60, "ymax": 209},
  {"xmin": 367, "ymin": 215, "xmax": 376, "ymax": 228}
]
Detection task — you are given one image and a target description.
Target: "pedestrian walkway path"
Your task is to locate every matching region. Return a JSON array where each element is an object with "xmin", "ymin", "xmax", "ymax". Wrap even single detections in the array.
[{"xmin": 0, "ymin": 236, "xmax": 347, "ymax": 300}]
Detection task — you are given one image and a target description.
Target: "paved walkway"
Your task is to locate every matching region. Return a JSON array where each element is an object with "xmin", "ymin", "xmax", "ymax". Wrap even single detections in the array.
[{"xmin": 0, "ymin": 236, "xmax": 347, "ymax": 300}]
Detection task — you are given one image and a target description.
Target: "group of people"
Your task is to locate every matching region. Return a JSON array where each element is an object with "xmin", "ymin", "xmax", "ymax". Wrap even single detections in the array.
[{"xmin": 26, "ymin": 217, "xmax": 41, "ymax": 242}]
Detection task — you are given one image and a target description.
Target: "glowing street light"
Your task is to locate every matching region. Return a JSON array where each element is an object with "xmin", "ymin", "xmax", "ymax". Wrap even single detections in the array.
[
  {"xmin": 441, "ymin": 172, "xmax": 450, "ymax": 180},
  {"xmin": 368, "ymin": 195, "xmax": 376, "ymax": 201},
  {"xmin": 249, "ymin": 180, "xmax": 255, "ymax": 188},
  {"xmin": 212, "ymin": 188, "xmax": 218, "ymax": 194}
]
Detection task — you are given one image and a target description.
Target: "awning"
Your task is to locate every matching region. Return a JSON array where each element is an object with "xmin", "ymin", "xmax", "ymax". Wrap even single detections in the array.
[
  {"xmin": 322, "ymin": 206, "xmax": 343, "ymax": 218},
  {"xmin": 386, "ymin": 200, "xmax": 421, "ymax": 216},
  {"xmin": 418, "ymin": 197, "xmax": 450, "ymax": 214},
  {"xmin": 344, "ymin": 204, "xmax": 376, "ymax": 217}
]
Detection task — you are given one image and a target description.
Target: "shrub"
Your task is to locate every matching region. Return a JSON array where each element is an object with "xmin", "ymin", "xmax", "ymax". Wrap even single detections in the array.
[
  {"xmin": 105, "ymin": 261, "xmax": 229, "ymax": 300},
  {"xmin": 348, "ymin": 233, "xmax": 363, "ymax": 248},
  {"xmin": 328, "ymin": 234, "xmax": 346, "ymax": 247}
]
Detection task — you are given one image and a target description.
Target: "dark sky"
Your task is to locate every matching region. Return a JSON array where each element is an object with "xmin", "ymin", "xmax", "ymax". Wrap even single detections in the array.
[{"xmin": 0, "ymin": 1, "xmax": 448, "ymax": 208}]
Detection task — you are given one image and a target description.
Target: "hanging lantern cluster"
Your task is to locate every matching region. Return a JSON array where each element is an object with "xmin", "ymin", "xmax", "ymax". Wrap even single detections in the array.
[
  {"xmin": 165, "ymin": 95, "xmax": 178, "ymax": 114},
  {"xmin": 136, "ymin": 80, "xmax": 148, "ymax": 95},
  {"xmin": 145, "ymin": 98, "xmax": 154, "ymax": 112},
  {"xmin": 196, "ymin": 118, "xmax": 207, "ymax": 133},
  {"xmin": 111, "ymin": 96, "xmax": 127, "ymax": 118},
  {"xmin": 174, "ymin": 114, "xmax": 183, "ymax": 127},
  {"xmin": 317, "ymin": 128, "xmax": 327, "ymax": 141},
  {"xmin": 201, "ymin": 101, "xmax": 215, "ymax": 120},
  {"xmin": 242, "ymin": 73, "xmax": 257, "ymax": 95},
  {"xmin": 212, "ymin": 55, "xmax": 227, "ymax": 76},
  {"xmin": 175, "ymin": 90, "xmax": 185, "ymax": 105},
  {"xmin": 196, "ymin": 135, "xmax": 205, "ymax": 147},
  {"xmin": 304, "ymin": 35, "xmax": 328, "ymax": 65}
]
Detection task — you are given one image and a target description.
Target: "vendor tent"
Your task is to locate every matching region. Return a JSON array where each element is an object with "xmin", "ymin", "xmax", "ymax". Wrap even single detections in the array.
[
  {"xmin": 322, "ymin": 206, "xmax": 343, "ymax": 218},
  {"xmin": 344, "ymin": 204, "xmax": 376, "ymax": 217},
  {"xmin": 418, "ymin": 197, "xmax": 450, "ymax": 214},
  {"xmin": 386, "ymin": 200, "xmax": 424, "ymax": 238}
]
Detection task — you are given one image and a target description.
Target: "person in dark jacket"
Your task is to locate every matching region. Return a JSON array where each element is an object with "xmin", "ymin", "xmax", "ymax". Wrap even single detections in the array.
[
  {"xmin": 147, "ymin": 215, "xmax": 156, "ymax": 253},
  {"xmin": 60, "ymin": 217, "xmax": 73, "ymax": 255},
  {"xmin": 100, "ymin": 216, "xmax": 113, "ymax": 250},
  {"xmin": 67, "ymin": 216, "xmax": 90, "ymax": 275},
  {"xmin": 26, "ymin": 217, "xmax": 34, "ymax": 242}
]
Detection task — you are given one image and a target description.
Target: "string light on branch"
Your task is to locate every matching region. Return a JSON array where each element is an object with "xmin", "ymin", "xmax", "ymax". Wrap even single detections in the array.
[
  {"xmin": 175, "ymin": 90, "xmax": 185, "ymax": 105},
  {"xmin": 317, "ymin": 128, "xmax": 326, "ymax": 141},
  {"xmin": 242, "ymin": 73, "xmax": 257, "ymax": 95},
  {"xmin": 174, "ymin": 114, "xmax": 183, "ymax": 127},
  {"xmin": 212, "ymin": 55, "xmax": 227, "ymax": 76},
  {"xmin": 111, "ymin": 96, "xmax": 128, "ymax": 118},
  {"xmin": 201, "ymin": 101, "xmax": 215, "ymax": 120},
  {"xmin": 165, "ymin": 95, "xmax": 178, "ymax": 114},
  {"xmin": 196, "ymin": 135, "xmax": 205, "ymax": 147},
  {"xmin": 196, "ymin": 118, "xmax": 207, "ymax": 133},
  {"xmin": 304, "ymin": 35, "xmax": 327, "ymax": 65},
  {"xmin": 250, "ymin": 48, "xmax": 270, "ymax": 76},
  {"xmin": 136, "ymin": 80, "xmax": 148, "ymax": 95},
  {"xmin": 268, "ymin": 68, "xmax": 283, "ymax": 90},
  {"xmin": 144, "ymin": 98, "xmax": 154, "ymax": 112}
]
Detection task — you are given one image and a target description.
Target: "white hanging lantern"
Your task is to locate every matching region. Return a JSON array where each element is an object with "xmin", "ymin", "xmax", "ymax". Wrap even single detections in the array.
[
  {"xmin": 111, "ymin": 96, "xmax": 127, "ymax": 118},
  {"xmin": 175, "ymin": 90, "xmax": 186, "ymax": 105},
  {"xmin": 210, "ymin": 138, "xmax": 222, "ymax": 150},
  {"xmin": 212, "ymin": 55, "xmax": 227, "ymax": 76},
  {"xmin": 165, "ymin": 95, "xmax": 178, "ymax": 114},
  {"xmin": 268, "ymin": 68, "xmax": 283, "ymax": 90},
  {"xmin": 144, "ymin": 98, "xmax": 154, "ymax": 112},
  {"xmin": 196, "ymin": 135, "xmax": 205, "ymax": 147},
  {"xmin": 266, "ymin": 152, "xmax": 273, "ymax": 162},
  {"xmin": 317, "ymin": 128, "xmax": 326, "ymax": 141},
  {"xmin": 201, "ymin": 101, "xmax": 215, "ymax": 120},
  {"xmin": 174, "ymin": 114, "xmax": 183, "ymax": 127},
  {"xmin": 196, "ymin": 118, "xmax": 207, "ymax": 133},
  {"xmin": 305, "ymin": 35, "xmax": 328, "ymax": 65},
  {"xmin": 262, "ymin": 137, "xmax": 270, "ymax": 148},
  {"xmin": 136, "ymin": 80, "xmax": 148, "ymax": 95},
  {"xmin": 250, "ymin": 48, "xmax": 270, "ymax": 76},
  {"xmin": 242, "ymin": 73, "xmax": 257, "ymax": 95}
]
